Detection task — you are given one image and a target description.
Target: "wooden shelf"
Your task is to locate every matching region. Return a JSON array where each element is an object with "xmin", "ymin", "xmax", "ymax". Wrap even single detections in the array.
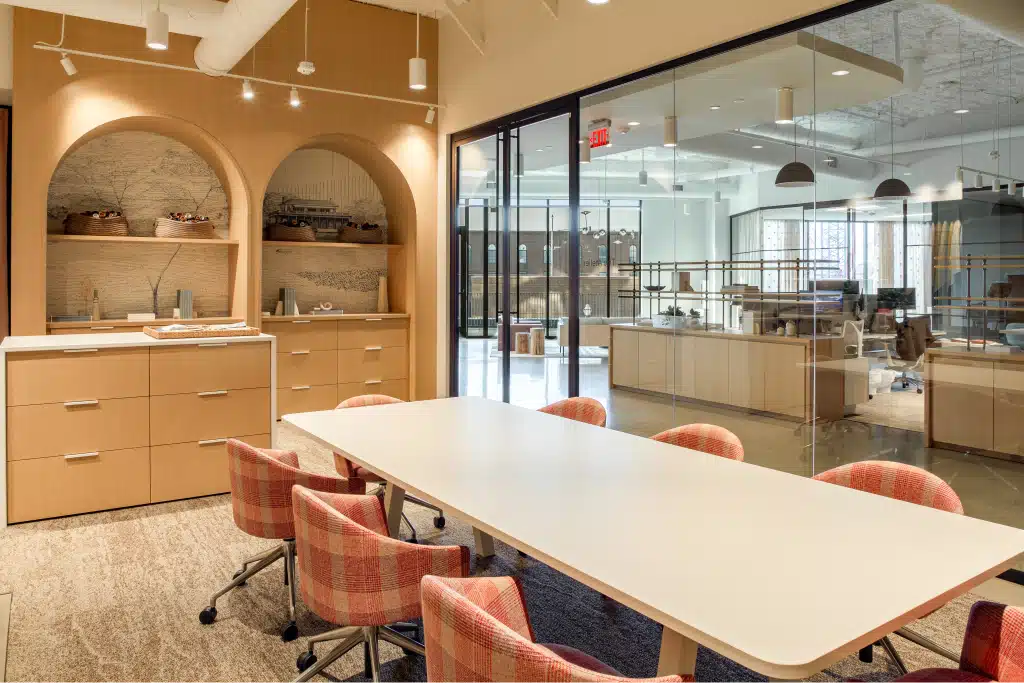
[
  {"xmin": 263, "ymin": 241, "xmax": 402, "ymax": 250},
  {"xmin": 48, "ymin": 234, "xmax": 238, "ymax": 246},
  {"xmin": 48, "ymin": 317, "xmax": 241, "ymax": 330}
]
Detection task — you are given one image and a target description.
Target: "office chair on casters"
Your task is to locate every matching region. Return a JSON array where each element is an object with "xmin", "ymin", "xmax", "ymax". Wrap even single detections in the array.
[
  {"xmin": 841, "ymin": 319, "xmax": 865, "ymax": 359},
  {"xmin": 334, "ymin": 395, "xmax": 446, "ymax": 541},
  {"xmin": 886, "ymin": 316, "xmax": 934, "ymax": 394}
]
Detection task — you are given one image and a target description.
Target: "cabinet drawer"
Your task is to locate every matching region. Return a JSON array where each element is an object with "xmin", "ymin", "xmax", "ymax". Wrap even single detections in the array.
[
  {"xmin": 150, "ymin": 342, "xmax": 270, "ymax": 396},
  {"xmin": 7, "ymin": 347, "xmax": 149, "ymax": 406},
  {"xmin": 337, "ymin": 319, "xmax": 408, "ymax": 350},
  {"xmin": 151, "ymin": 433, "xmax": 271, "ymax": 503},
  {"xmin": 7, "ymin": 397, "xmax": 149, "ymax": 462},
  {"xmin": 7, "ymin": 447, "xmax": 150, "ymax": 523},
  {"xmin": 338, "ymin": 347, "xmax": 408, "ymax": 383},
  {"xmin": 337, "ymin": 379, "xmax": 408, "ymax": 404},
  {"xmin": 277, "ymin": 350, "xmax": 338, "ymax": 388},
  {"xmin": 150, "ymin": 388, "xmax": 270, "ymax": 446},
  {"xmin": 277, "ymin": 384, "xmax": 338, "ymax": 419},
  {"xmin": 262, "ymin": 320, "xmax": 337, "ymax": 352}
]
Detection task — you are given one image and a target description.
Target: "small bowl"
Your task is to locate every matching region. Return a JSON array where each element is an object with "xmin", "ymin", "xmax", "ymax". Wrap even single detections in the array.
[{"xmin": 644, "ymin": 285, "xmax": 667, "ymax": 292}]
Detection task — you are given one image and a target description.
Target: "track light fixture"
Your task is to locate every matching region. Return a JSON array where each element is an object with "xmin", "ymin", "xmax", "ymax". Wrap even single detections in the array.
[
  {"xmin": 425, "ymin": 107, "xmax": 436, "ymax": 125},
  {"xmin": 242, "ymin": 79, "xmax": 254, "ymax": 101},
  {"xmin": 60, "ymin": 53, "xmax": 77, "ymax": 76},
  {"xmin": 409, "ymin": 13, "xmax": 427, "ymax": 90},
  {"xmin": 146, "ymin": 1, "xmax": 169, "ymax": 50},
  {"xmin": 289, "ymin": 87, "xmax": 301, "ymax": 108}
]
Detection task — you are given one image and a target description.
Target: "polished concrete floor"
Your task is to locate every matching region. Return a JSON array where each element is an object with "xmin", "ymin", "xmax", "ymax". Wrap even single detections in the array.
[{"xmin": 458, "ymin": 337, "xmax": 1024, "ymax": 571}]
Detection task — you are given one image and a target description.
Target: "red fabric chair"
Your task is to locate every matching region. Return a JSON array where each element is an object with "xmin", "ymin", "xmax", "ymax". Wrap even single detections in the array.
[
  {"xmin": 421, "ymin": 575, "xmax": 688, "ymax": 682},
  {"xmin": 814, "ymin": 460, "xmax": 964, "ymax": 673},
  {"xmin": 332, "ymin": 394, "xmax": 446, "ymax": 538},
  {"xmin": 538, "ymin": 397, "xmax": 608, "ymax": 427},
  {"xmin": 198, "ymin": 439, "xmax": 365, "ymax": 641},
  {"xmin": 651, "ymin": 424, "xmax": 744, "ymax": 462},
  {"xmin": 291, "ymin": 486, "xmax": 470, "ymax": 682},
  {"xmin": 896, "ymin": 601, "xmax": 1024, "ymax": 682}
]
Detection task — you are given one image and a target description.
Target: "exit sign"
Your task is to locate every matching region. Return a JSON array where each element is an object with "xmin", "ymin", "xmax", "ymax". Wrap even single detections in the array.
[{"xmin": 589, "ymin": 127, "xmax": 610, "ymax": 148}]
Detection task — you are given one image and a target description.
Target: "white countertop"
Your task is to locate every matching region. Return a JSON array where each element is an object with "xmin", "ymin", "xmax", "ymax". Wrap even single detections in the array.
[{"xmin": 0, "ymin": 332, "xmax": 275, "ymax": 353}]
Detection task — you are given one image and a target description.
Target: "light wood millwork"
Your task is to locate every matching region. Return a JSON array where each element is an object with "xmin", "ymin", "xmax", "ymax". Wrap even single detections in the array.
[
  {"xmin": 7, "ymin": 447, "xmax": 150, "ymax": 523},
  {"xmin": 338, "ymin": 347, "xmax": 408, "ymax": 384},
  {"xmin": 693, "ymin": 336, "xmax": 731, "ymax": 405},
  {"xmin": 47, "ymin": 317, "xmax": 242, "ymax": 335},
  {"xmin": 262, "ymin": 320, "xmax": 338, "ymax": 353},
  {"xmin": 151, "ymin": 432, "xmax": 270, "ymax": 503},
  {"xmin": 2, "ymin": 333, "xmax": 275, "ymax": 524},
  {"xmin": 337, "ymin": 319, "xmax": 408, "ymax": 350},
  {"xmin": 610, "ymin": 328, "xmax": 639, "ymax": 388},
  {"xmin": 50, "ymin": 326, "xmax": 144, "ymax": 335},
  {"xmin": 764, "ymin": 343, "xmax": 807, "ymax": 419},
  {"xmin": 337, "ymin": 379, "xmax": 409, "ymax": 403},
  {"xmin": 670, "ymin": 335, "xmax": 696, "ymax": 399},
  {"xmin": 277, "ymin": 349, "xmax": 338, "ymax": 388},
  {"xmin": 728, "ymin": 340, "xmax": 766, "ymax": 411},
  {"xmin": 7, "ymin": 348, "xmax": 149, "ymax": 406},
  {"xmin": 7, "ymin": 397, "xmax": 149, "ymax": 461},
  {"xmin": 994, "ymin": 364, "xmax": 1024, "ymax": 456},
  {"xmin": 638, "ymin": 331, "xmax": 669, "ymax": 393},
  {"xmin": 277, "ymin": 384, "xmax": 338, "ymax": 419}
]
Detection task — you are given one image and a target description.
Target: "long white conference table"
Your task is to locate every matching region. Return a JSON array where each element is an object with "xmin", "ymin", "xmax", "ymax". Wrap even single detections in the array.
[{"xmin": 284, "ymin": 396, "xmax": 1024, "ymax": 680}]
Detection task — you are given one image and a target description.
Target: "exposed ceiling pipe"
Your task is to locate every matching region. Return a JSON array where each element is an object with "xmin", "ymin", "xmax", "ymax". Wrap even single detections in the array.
[
  {"xmin": 856, "ymin": 125, "xmax": 1024, "ymax": 157},
  {"xmin": 194, "ymin": 0, "xmax": 298, "ymax": 75},
  {"xmin": 739, "ymin": 124, "xmax": 861, "ymax": 151},
  {"xmin": 0, "ymin": 0, "xmax": 223, "ymax": 37},
  {"xmin": 932, "ymin": 0, "xmax": 1024, "ymax": 50}
]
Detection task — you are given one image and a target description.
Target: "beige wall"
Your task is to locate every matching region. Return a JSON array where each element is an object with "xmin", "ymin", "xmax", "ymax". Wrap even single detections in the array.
[{"xmin": 11, "ymin": 2, "xmax": 441, "ymax": 399}]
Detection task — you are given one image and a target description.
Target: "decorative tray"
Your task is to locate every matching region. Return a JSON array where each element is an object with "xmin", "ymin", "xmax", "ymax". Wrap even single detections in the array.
[{"xmin": 143, "ymin": 324, "xmax": 260, "ymax": 339}]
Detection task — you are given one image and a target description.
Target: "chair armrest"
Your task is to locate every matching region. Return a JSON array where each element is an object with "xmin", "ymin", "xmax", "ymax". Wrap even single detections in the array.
[
  {"xmin": 260, "ymin": 448, "xmax": 300, "ymax": 469},
  {"xmin": 293, "ymin": 469, "xmax": 366, "ymax": 497},
  {"xmin": 302, "ymin": 490, "xmax": 389, "ymax": 536},
  {"xmin": 425, "ymin": 575, "xmax": 535, "ymax": 641},
  {"xmin": 961, "ymin": 601, "xmax": 1024, "ymax": 681}
]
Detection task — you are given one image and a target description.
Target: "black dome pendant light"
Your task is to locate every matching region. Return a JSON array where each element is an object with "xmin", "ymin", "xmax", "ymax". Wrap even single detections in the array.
[
  {"xmin": 874, "ymin": 96, "xmax": 912, "ymax": 200},
  {"xmin": 775, "ymin": 87, "xmax": 815, "ymax": 188}
]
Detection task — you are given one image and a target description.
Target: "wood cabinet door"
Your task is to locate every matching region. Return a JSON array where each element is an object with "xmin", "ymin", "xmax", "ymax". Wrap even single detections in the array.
[
  {"xmin": 763, "ymin": 343, "xmax": 807, "ymax": 419},
  {"xmin": 993, "ymin": 364, "xmax": 1024, "ymax": 456},
  {"xmin": 728, "ymin": 340, "xmax": 766, "ymax": 411},
  {"xmin": 637, "ymin": 332, "xmax": 669, "ymax": 393},
  {"xmin": 693, "ymin": 336, "xmax": 730, "ymax": 405},
  {"xmin": 670, "ymin": 335, "xmax": 696, "ymax": 399},
  {"xmin": 930, "ymin": 358, "xmax": 994, "ymax": 451},
  {"xmin": 611, "ymin": 329, "xmax": 639, "ymax": 388}
]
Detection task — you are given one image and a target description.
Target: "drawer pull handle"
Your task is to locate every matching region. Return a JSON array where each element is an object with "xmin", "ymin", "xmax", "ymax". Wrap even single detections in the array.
[
  {"xmin": 198, "ymin": 438, "xmax": 228, "ymax": 447},
  {"xmin": 64, "ymin": 452, "xmax": 99, "ymax": 461},
  {"xmin": 292, "ymin": 320, "xmax": 311, "ymax": 325},
  {"xmin": 291, "ymin": 350, "xmax": 311, "ymax": 356},
  {"xmin": 199, "ymin": 342, "xmax": 228, "ymax": 348},
  {"xmin": 90, "ymin": 326, "xmax": 115, "ymax": 331},
  {"xmin": 365, "ymin": 379, "xmax": 383, "ymax": 385},
  {"xmin": 64, "ymin": 348, "xmax": 99, "ymax": 354},
  {"xmin": 292, "ymin": 385, "xmax": 312, "ymax": 391},
  {"xmin": 366, "ymin": 318, "xmax": 383, "ymax": 322},
  {"xmin": 365, "ymin": 346, "xmax": 384, "ymax": 352},
  {"xmin": 198, "ymin": 390, "xmax": 228, "ymax": 397},
  {"xmin": 64, "ymin": 399, "xmax": 99, "ymax": 408}
]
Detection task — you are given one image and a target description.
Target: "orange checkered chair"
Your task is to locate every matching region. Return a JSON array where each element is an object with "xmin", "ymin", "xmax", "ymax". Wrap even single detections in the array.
[
  {"xmin": 814, "ymin": 460, "xmax": 964, "ymax": 674},
  {"xmin": 896, "ymin": 601, "xmax": 1024, "ymax": 682},
  {"xmin": 538, "ymin": 397, "xmax": 607, "ymax": 427},
  {"xmin": 198, "ymin": 439, "xmax": 364, "ymax": 642},
  {"xmin": 292, "ymin": 486, "xmax": 470, "ymax": 682},
  {"xmin": 333, "ymin": 394, "xmax": 446, "ymax": 539},
  {"xmin": 421, "ymin": 575, "xmax": 688, "ymax": 682},
  {"xmin": 651, "ymin": 424, "xmax": 744, "ymax": 462}
]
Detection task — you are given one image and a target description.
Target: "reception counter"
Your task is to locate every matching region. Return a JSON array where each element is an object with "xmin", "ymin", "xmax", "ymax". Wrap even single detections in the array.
[
  {"xmin": 925, "ymin": 346, "xmax": 1024, "ymax": 462},
  {"xmin": 609, "ymin": 324, "xmax": 864, "ymax": 422}
]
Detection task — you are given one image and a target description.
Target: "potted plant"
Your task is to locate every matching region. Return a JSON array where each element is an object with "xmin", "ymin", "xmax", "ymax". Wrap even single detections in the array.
[
  {"xmin": 687, "ymin": 308, "xmax": 702, "ymax": 328},
  {"xmin": 654, "ymin": 305, "xmax": 687, "ymax": 329}
]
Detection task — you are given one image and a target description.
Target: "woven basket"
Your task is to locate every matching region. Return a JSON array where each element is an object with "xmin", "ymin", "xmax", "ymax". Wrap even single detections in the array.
[
  {"xmin": 143, "ymin": 325, "xmax": 260, "ymax": 340},
  {"xmin": 269, "ymin": 224, "xmax": 316, "ymax": 242},
  {"xmin": 65, "ymin": 214, "xmax": 129, "ymax": 237},
  {"xmin": 339, "ymin": 224, "xmax": 385, "ymax": 245},
  {"xmin": 155, "ymin": 217, "xmax": 216, "ymax": 240}
]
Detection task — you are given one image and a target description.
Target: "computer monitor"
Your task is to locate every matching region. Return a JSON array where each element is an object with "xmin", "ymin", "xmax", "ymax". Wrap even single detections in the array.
[
  {"xmin": 808, "ymin": 280, "xmax": 860, "ymax": 296},
  {"xmin": 877, "ymin": 287, "xmax": 916, "ymax": 310}
]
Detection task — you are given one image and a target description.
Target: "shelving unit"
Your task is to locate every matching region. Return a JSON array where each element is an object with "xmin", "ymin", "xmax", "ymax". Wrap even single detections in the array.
[
  {"xmin": 48, "ymin": 234, "xmax": 238, "ymax": 246},
  {"xmin": 933, "ymin": 254, "xmax": 1024, "ymax": 349},
  {"xmin": 263, "ymin": 241, "xmax": 401, "ymax": 251}
]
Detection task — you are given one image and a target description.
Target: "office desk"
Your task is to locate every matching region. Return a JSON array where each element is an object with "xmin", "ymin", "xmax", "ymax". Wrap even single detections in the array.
[{"xmin": 284, "ymin": 397, "xmax": 1024, "ymax": 680}]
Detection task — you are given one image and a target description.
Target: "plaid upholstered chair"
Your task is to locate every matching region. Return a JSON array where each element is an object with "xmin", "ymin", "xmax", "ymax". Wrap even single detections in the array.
[
  {"xmin": 651, "ymin": 424, "xmax": 744, "ymax": 462},
  {"xmin": 813, "ymin": 460, "xmax": 964, "ymax": 674},
  {"xmin": 538, "ymin": 397, "xmax": 608, "ymax": 427},
  {"xmin": 197, "ymin": 439, "xmax": 365, "ymax": 642},
  {"xmin": 421, "ymin": 575, "xmax": 688, "ymax": 682},
  {"xmin": 895, "ymin": 601, "xmax": 1024, "ymax": 682},
  {"xmin": 333, "ymin": 394, "xmax": 446, "ymax": 539},
  {"xmin": 292, "ymin": 486, "xmax": 470, "ymax": 683}
]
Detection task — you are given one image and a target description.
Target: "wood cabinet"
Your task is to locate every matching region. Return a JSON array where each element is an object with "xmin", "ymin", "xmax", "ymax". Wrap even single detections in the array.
[
  {"xmin": 929, "ymin": 357, "xmax": 994, "ymax": 451},
  {"xmin": 611, "ymin": 329, "xmax": 639, "ymax": 389},
  {"xmin": 728, "ymin": 340, "xmax": 766, "ymax": 411},
  {"xmin": 694, "ymin": 336, "xmax": 730, "ymax": 405},
  {"xmin": 670, "ymin": 335, "xmax": 696, "ymax": 399},
  {"xmin": 764, "ymin": 344, "xmax": 807, "ymax": 419},
  {"xmin": 3, "ymin": 336, "xmax": 274, "ymax": 523},
  {"xmin": 637, "ymin": 332, "xmax": 668, "ymax": 393},
  {"xmin": 268, "ymin": 315, "xmax": 409, "ymax": 418},
  {"xmin": 994, "ymin": 364, "xmax": 1024, "ymax": 456}
]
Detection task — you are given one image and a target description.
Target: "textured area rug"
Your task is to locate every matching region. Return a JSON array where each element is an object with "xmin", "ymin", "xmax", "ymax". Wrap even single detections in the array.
[{"xmin": 0, "ymin": 424, "xmax": 979, "ymax": 681}]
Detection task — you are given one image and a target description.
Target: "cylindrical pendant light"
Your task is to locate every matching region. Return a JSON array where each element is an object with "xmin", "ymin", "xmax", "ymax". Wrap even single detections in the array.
[
  {"xmin": 663, "ymin": 116, "xmax": 677, "ymax": 148},
  {"xmin": 60, "ymin": 53, "xmax": 77, "ymax": 76},
  {"xmin": 580, "ymin": 138, "xmax": 591, "ymax": 164},
  {"xmin": 775, "ymin": 87, "xmax": 795, "ymax": 124},
  {"xmin": 874, "ymin": 96, "xmax": 912, "ymax": 200},
  {"xmin": 639, "ymin": 149, "xmax": 647, "ymax": 185},
  {"xmin": 775, "ymin": 88, "xmax": 813, "ymax": 188},
  {"xmin": 242, "ymin": 78, "xmax": 254, "ymax": 101},
  {"xmin": 976, "ymin": 172, "xmax": 985, "ymax": 188},
  {"xmin": 638, "ymin": 170, "xmax": 648, "ymax": 186},
  {"xmin": 409, "ymin": 13, "xmax": 427, "ymax": 90},
  {"xmin": 146, "ymin": 2, "xmax": 169, "ymax": 50},
  {"xmin": 1010, "ymin": 180, "xmax": 1018, "ymax": 196},
  {"xmin": 289, "ymin": 87, "xmax": 301, "ymax": 108}
]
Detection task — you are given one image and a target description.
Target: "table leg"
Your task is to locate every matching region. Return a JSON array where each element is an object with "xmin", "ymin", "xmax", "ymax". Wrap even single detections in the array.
[
  {"xmin": 472, "ymin": 528, "xmax": 495, "ymax": 558},
  {"xmin": 383, "ymin": 482, "xmax": 406, "ymax": 539},
  {"xmin": 657, "ymin": 627, "xmax": 698, "ymax": 678}
]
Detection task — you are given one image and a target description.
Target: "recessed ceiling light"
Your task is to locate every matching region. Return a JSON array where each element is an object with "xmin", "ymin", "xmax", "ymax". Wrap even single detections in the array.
[
  {"xmin": 954, "ymin": 108, "xmax": 970, "ymax": 115},
  {"xmin": 628, "ymin": 121, "xmax": 640, "ymax": 126},
  {"xmin": 903, "ymin": 172, "xmax": 912, "ymax": 176},
  {"xmin": 733, "ymin": 98, "xmax": 745, "ymax": 104},
  {"xmin": 587, "ymin": 0, "xmax": 610, "ymax": 4},
  {"xmin": 536, "ymin": 148, "xmax": 544, "ymax": 152},
  {"xmin": 752, "ymin": 145, "xmax": 764, "ymax": 149},
  {"xmin": 710, "ymin": 105, "xmax": 721, "ymax": 111},
  {"xmin": 832, "ymin": 69, "xmax": 850, "ymax": 76}
]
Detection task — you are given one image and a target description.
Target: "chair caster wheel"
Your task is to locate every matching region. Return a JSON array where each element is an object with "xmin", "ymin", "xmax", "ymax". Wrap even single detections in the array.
[
  {"xmin": 433, "ymin": 516, "xmax": 446, "ymax": 529},
  {"xmin": 233, "ymin": 569, "xmax": 247, "ymax": 586},
  {"xmin": 199, "ymin": 606, "xmax": 217, "ymax": 625},
  {"xmin": 281, "ymin": 621, "xmax": 299, "ymax": 642},
  {"xmin": 917, "ymin": 388, "xmax": 923, "ymax": 394},
  {"xmin": 296, "ymin": 651, "xmax": 318, "ymax": 672}
]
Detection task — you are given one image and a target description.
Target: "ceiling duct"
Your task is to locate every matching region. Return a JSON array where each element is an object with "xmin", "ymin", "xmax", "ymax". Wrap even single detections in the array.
[
  {"xmin": 194, "ymin": 0, "xmax": 298, "ymax": 75},
  {"xmin": 933, "ymin": 0, "xmax": 1024, "ymax": 49}
]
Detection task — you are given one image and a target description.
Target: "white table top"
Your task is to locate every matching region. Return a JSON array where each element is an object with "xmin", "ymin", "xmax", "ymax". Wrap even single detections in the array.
[
  {"xmin": 284, "ymin": 397, "xmax": 1024, "ymax": 679},
  {"xmin": 0, "ymin": 332, "xmax": 274, "ymax": 353}
]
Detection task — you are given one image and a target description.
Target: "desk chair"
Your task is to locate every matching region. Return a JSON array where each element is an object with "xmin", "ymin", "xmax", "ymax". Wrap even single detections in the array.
[
  {"xmin": 651, "ymin": 424, "xmax": 744, "ymax": 461},
  {"xmin": 198, "ymin": 439, "xmax": 366, "ymax": 641},
  {"xmin": 334, "ymin": 394, "xmax": 446, "ymax": 540},
  {"xmin": 421, "ymin": 575, "xmax": 687, "ymax": 682},
  {"xmin": 813, "ymin": 461, "xmax": 964, "ymax": 674},
  {"xmin": 538, "ymin": 397, "xmax": 607, "ymax": 427},
  {"xmin": 842, "ymin": 319, "xmax": 865, "ymax": 358},
  {"xmin": 886, "ymin": 316, "xmax": 934, "ymax": 393},
  {"xmin": 895, "ymin": 601, "xmax": 1023, "ymax": 682},
  {"xmin": 291, "ymin": 487, "xmax": 470, "ymax": 683}
]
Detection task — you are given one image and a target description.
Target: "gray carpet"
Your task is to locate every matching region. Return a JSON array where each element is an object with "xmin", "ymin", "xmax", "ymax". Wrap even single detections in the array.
[{"xmin": 0, "ymin": 424, "xmax": 977, "ymax": 681}]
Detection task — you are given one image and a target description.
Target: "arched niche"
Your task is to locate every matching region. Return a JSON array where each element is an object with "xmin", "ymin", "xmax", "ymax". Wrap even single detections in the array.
[{"xmin": 45, "ymin": 116, "xmax": 251, "ymax": 325}]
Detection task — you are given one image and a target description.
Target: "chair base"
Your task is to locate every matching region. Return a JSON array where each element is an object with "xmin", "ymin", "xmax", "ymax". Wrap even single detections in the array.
[
  {"xmin": 372, "ymin": 488, "xmax": 446, "ymax": 541},
  {"xmin": 199, "ymin": 540, "xmax": 299, "ymax": 642},
  {"xmin": 294, "ymin": 624, "xmax": 425, "ymax": 683}
]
